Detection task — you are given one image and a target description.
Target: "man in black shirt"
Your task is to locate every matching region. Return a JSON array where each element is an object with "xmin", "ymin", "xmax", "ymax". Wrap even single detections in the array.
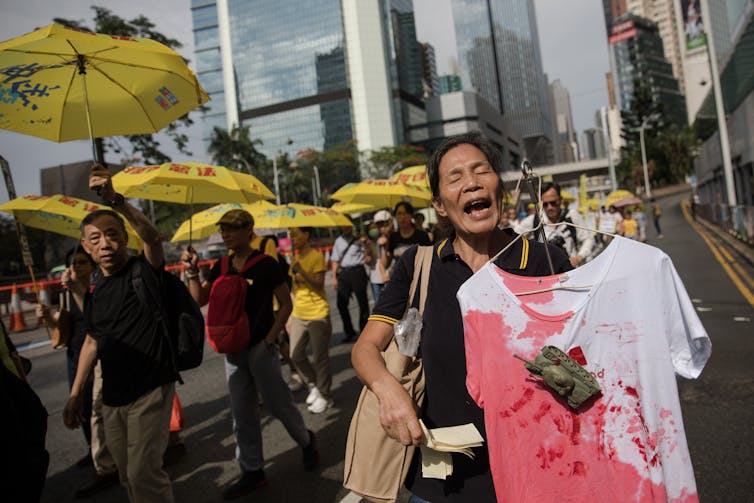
[
  {"xmin": 183, "ymin": 209, "xmax": 318, "ymax": 500},
  {"xmin": 64, "ymin": 164, "xmax": 176, "ymax": 503}
]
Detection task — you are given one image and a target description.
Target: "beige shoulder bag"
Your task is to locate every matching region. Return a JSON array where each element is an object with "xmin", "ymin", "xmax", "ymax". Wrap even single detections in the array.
[{"xmin": 343, "ymin": 245, "xmax": 433, "ymax": 503}]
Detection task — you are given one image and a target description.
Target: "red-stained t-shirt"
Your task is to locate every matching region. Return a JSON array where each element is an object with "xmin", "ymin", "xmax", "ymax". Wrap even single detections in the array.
[{"xmin": 457, "ymin": 237, "xmax": 710, "ymax": 503}]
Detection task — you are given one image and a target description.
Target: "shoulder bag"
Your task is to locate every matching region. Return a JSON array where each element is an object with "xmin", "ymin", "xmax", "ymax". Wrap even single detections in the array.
[
  {"xmin": 343, "ymin": 245, "xmax": 433, "ymax": 503},
  {"xmin": 51, "ymin": 290, "xmax": 71, "ymax": 349}
]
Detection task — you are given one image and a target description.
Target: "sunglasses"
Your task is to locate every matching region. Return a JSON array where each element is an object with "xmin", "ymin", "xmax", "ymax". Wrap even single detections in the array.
[
  {"xmin": 219, "ymin": 223, "xmax": 248, "ymax": 231},
  {"xmin": 541, "ymin": 200, "xmax": 560, "ymax": 208}
]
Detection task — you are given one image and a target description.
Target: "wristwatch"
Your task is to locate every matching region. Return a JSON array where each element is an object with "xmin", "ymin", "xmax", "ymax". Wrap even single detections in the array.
[{"xmin": 103, "ymin": 192, "xmax": 125, "ymax": 207}]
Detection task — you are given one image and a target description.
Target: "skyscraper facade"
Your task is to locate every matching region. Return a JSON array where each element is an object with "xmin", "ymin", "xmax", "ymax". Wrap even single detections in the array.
[
  {"xmin": 548, "ymin": 79, "xmax": 578, "ymax": 163},
  {"xmin": 438, "ymin": 74, "xmax": 462, "ymax": 94},
  {"xmin": 451, "ymin": 0, "xmax": 553, "ymax": 165},
  {"xmin": 609, "ymin": 14, "xmax": 688, "ymax": 126},
  {"xmin": 419, "ymin": 42, "xmax": 439, "ymax": 98},
  {"xmin": 191, "ymin": 0, "xmax": 426, "ymax": 161}
]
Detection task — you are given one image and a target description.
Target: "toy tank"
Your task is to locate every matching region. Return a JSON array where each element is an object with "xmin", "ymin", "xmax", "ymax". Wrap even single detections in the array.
[{"xmin": 514, "ymin": 346, "xmax": 601, "ymax": 410}]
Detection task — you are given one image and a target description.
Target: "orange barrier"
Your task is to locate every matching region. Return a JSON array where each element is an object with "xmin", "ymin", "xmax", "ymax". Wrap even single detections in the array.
[{"xmin": 8, "ymin": 284, "xmax": 27, "ymax": 332}]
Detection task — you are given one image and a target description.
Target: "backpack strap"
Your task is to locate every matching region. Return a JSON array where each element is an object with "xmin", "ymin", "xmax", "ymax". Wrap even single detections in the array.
[
  {"xmin": 220, "ymin": 256, "xmax": 231, "ymax": 276},
  {"xmin": 238, "ymin": 252, "xmax": 268, "ymax": 275},
  {"xmin": 131, "ymin": 259, "xmax": 183, "ymax": 384}
]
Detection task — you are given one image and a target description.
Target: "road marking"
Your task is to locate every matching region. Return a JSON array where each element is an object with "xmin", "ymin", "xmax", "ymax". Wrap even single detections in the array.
[
  {"xmin": 733, "ymin": 316, "xmax": 751, "ymax": 322},
  {"xmin": 338, "ymin": 492, "xmax": 364, "ymax": 503},
  {"xmin": 17, "ymin": 339, "xmax": 50, "ymax": 352},
  {"xmin": 681, "ymin": 200, "xmax": 754, "ymax": 308},
  {"xmin": 692, "ymin": 298, "xmax": 703, "ymax": 304},
  {"xmin": 696, "ymin": 307, "xmax": 713, "ymax": 312}
]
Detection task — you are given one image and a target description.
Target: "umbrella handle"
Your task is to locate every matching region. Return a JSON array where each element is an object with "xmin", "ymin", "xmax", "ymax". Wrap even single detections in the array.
[{"xmin": 77, "ymin": 55, "xmax": 98, "ymax": 163}]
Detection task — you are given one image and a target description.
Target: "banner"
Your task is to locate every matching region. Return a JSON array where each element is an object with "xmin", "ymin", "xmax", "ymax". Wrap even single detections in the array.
[{"xmin": 681, "ymin": 0, "xmax": 707, "ymax": 51}]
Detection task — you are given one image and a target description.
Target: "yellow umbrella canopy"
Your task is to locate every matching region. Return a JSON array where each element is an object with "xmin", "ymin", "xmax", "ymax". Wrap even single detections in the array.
[
  {"xmin": 0, "ymin": 194, "xmax": 142, "ymax": 249},
  {"xmin": 170, "ymin": 201, "xmax": 276, "ymax": 242},
  {"xmin": 112, "ymin": 162, "xmax": 276, "ymax": 204},
  {"xmin": 603, "ymin": 190, "xmax": 637, "ymax": 208},
  {"xmin": 329, "ymin": 201, "xmax": 378, "ymax": 215},
  {"xmin": 331, "ymin": 179, "xmax": 432, "ymax": 209},
  {"xmin": 253, "ymin": 203, "xmax": 352, "ymax": 229},
  {"xmin": 0, "ymin": 24, "xmax": 209, "ymax": 142},
  {"xmin": 390, "ymin": 165, "xmax": 429, "ymax": 190}
]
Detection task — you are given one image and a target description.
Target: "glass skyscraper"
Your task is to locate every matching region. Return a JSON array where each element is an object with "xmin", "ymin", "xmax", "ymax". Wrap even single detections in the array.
[
  {"xmin": 451, "ymin": 0, "xmax": 553, "ymax": 165},
  {"xmin": 191, "ymin": 0, "xmax": 426, "ymax": 161}
]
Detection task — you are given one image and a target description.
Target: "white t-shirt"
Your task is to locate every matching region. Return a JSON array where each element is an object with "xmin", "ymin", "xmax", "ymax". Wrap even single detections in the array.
[{"xmin": 457, "ymin": 237, "xmax": 710, "ymax": 503}]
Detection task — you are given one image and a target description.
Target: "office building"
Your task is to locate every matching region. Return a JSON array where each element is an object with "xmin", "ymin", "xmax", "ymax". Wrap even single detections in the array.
[
  {"xmin": 414, "ymin": 91, "xmax": 523, "ymax": 172},
  {"xmin": 548, "ymin": 79, "xmax": 578, "ymax": 163},
  {"xmin": 609, "ymin": 13, "xmax": 687, "ymax": 126},
  {"xmin": 438, "ymin": 74, "xmax": 462, "ymax": 94},
  {"xmin": 191, "ymin": 0, "xmax": 427, "ymax": 167},
  {"xmin": 419, "ymin": 42, "xmax": 439, "ymax": 98},
  {"xmin": 582, "ymin": 128, "xmax": 607, "ymax": 160},
  {"xmin": 450, "ymin": 0, "xmax": 553, "ymax": 165}
]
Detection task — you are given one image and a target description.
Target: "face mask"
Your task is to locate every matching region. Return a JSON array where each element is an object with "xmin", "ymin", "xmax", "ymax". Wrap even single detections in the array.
[{"xmin": 368, "ymin": 229, "xmax": 379, "ymax": 239}]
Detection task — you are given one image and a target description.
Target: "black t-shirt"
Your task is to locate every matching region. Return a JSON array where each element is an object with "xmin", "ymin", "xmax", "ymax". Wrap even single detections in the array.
[
  {"xmin": 208, "ymin": 251, "xmax": 285, "ymax": 348},
  {"xmin": 369, "ymin": 232, "xmax": 571, "ymax": 502},
  {"xmin": 388, "ymin": 229, "xmax": 431, "ymax": 262},
  {"xmin": 86, "ymin": 256, "xmax": 175, "ymax": 407}
]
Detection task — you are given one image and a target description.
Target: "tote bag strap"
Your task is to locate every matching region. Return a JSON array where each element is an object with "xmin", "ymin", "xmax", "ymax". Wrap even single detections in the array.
[{"xmin": 406, "ymin": 245, "xmax": 433, "ymax": 316}]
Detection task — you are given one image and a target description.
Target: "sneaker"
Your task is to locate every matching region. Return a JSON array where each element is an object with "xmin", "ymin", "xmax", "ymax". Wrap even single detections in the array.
[
  {"xmin": 305, "ymin": 386, "xmax": 321, "ymax": 405},
  {"xmin": 307, "ymin": 396, "xmax": 334, "ymax": 414},
  {"xmin": 221, "ymin": 470, "xmax": 268, "ymax": 500},
  {"xmin": 74, "ymin": 471, "xmax": 119, "ymax": 499},
  {"xmin": 658, "ymin": 234, "xmax": 664, "ymax": 239},
  {"xmin": 302, "ymin": 430, "xmax": 319, "ymax": 471}
]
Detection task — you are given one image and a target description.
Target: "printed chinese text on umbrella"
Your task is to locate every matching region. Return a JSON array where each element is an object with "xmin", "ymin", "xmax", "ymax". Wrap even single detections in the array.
[
  {"xmin": 0, "ymin": 194, "xmax": 142, "ymax": 249},
  {"xmin": 331, "ymin": 179, "xmax": 432, "ymax": 209},
  {"xmin": 390, "ymin": 165, "xmax": 429, "ymax": 190},
  {"xmin": 113, "ymin": 162, "xmax": 275, "ymax": 242},
  {"xmin": 0, "ymin": 23, "xmax": 209, "ymax": 156}
]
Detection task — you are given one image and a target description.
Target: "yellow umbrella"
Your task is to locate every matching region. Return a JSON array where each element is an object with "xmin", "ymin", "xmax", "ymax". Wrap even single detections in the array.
[
  {"xmin": 253, "ymin": 203, "xmax": 352, "ymax": 229},
  {"xmin": 0, "ymin": 24, "xmax": 208, "ymax": 148},
  {"xmin": 560, "ymin": 190, "xmax": 576, "ymax": 202},
  {"xmin": 603, "ymin": 190, "xmax": 636, "ymax": 208},
  {"xmin": 331, "ymin": 179, "xmax": 432, "ymax": 209},
  {"xmin": 0, "ymin": 194, "xmax": 142, "ymax": 249},
  {"xmin": 330, "ymin": 201, "xmax": 378, "ymax": 215},
  {"xmin": 170, "ymin": 201, "xmax": 276, "ymax": 242},
  {"xmin": 390, "ymin": 165, "xmax": 429, "ymax": 190},
  {"xmin": 112, "ymin": 162, "xmax": 276, "ymax": 204}
]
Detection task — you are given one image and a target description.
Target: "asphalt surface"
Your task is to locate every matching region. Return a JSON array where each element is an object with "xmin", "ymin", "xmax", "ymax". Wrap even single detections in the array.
[{"xmin": 16, "ymin": 190, "xmax": 754, "ymax": 502}]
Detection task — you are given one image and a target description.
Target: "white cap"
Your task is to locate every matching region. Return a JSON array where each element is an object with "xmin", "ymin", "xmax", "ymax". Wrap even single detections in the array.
[{"xmin": 373, "ymin": 209, "xmax": 392, "ymax": 223}]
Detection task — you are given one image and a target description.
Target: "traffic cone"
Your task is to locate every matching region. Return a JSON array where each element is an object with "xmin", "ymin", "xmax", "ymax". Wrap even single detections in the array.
[{"xmin": 9, "ymin": 284, "xmax": 28, "ymax": 332}]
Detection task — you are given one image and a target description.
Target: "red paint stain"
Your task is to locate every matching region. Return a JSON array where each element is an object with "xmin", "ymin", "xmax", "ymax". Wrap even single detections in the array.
[
  {"xmin": 510, "ymin": 388, "xmax": 535, "ymax": 413},
  {"xmin": 625, "ymin": 386, "xmax": 639, "ymax": 399},
  {"xmin": 572, "ymin": 461, "xmax": 586, "ymax": 476},
  {"xmin": 570, "ymin": 414, "xmax": 581, "ymax": 445},
  {"xmin": 567, "ymin": 346, "xmax": 587, "ymax": 365},
  {"xmin": 532, "ymin": 402, "xmax": 551, "ymax": 422}
]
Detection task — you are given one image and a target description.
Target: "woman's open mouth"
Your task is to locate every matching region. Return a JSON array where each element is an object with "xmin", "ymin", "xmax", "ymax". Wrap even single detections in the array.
[{"xmin": 464, "ymin": 198, "xmax": 492, "ymax": 219}]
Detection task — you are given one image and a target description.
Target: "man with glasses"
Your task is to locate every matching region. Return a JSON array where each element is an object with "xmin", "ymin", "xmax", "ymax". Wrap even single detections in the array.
[
  {"xmin": 182, "ymin": 209, "xmax": 318, "ymax": 500},
  {"xmin": 516, "ymin": 182, "xmax": 595, "ymax": 267}
]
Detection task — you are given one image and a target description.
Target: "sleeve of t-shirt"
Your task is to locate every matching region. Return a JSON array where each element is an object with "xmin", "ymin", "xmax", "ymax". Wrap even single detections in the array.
[
  {"xmin": 305, "ymin": 251, "xmax": 328, "ymax": 275},
  {"xmin": 459, "ymin": 292, "xmax": 484, "ymax": 408},
  {"xmin": 330, "ymin": 237, "xmax": 345, "ymax": 262},
  {"xmin": 368, "ymin": 245, "xmax": 418, "ymax": 326},
  {"xmin": 664, "ymin": 256, "xmax": 711, "ymax": 378}
]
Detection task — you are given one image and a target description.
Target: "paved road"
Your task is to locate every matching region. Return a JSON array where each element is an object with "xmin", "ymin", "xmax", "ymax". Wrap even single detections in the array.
[{"xmin": 19, "ymin": 190, "xmax": 754, "ymax": 502}]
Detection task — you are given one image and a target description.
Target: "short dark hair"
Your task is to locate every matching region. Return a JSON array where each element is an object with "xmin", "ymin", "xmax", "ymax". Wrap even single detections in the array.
[
  {"xmin": 393, "ymin": 201, "xmax": 414, "ymax": 216},
  {"xmin": 80, "ymin": 209, "xmax": 127, "ymax": 235},
  {"xmin": 299, "ymin": 227, "xmax": 313, "ymax": 237},
  {"xmin": 65, "ymin": 246, "xmax": 95, "ymax": 267},
  {"xmin": 426, "ymin": 131, "xmax": 504, "ymax": 198},
  {"xmin": 541, "ymin": 181, "xmax": 562, "ymax": 197}
]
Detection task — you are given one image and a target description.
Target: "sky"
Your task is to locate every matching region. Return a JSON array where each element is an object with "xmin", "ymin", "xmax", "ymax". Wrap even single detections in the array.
[{"xmin": 0, "ymin": 0, "xmax": 610, "ymax": 204}]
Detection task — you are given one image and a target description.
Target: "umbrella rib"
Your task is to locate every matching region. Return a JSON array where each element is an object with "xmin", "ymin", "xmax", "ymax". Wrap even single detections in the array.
[
  {"xmin": 86, "ymin": 64, "xmax": 160, "ymax": 133},
  {"xmin": 56, "ymin": 66, "xmax": 78, "ymax": 142}
]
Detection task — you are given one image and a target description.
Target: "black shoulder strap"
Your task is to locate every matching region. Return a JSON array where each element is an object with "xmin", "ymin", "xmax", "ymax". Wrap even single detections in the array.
[
  {"xmin": 131, "ymin": 259, "xmax": 182, "ymax": 383},
  {"xmin": 341, "ymin": 236, "xmax": 357, "ymax": 261}
]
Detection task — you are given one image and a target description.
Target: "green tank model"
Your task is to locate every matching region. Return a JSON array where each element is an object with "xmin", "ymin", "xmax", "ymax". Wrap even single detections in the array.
[{"xmin": 513, "ymin": 346, "xmax": 602, "ymax": 410}]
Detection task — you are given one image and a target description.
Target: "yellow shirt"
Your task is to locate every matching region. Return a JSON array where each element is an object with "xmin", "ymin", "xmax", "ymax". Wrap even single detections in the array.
[
  {"xmin": 291, "ymin": 248, "xmax": 329, "ymax": 320},
  {"xmin": 622, "ymin": 218, "xmax": 639, "ymax": 238}
]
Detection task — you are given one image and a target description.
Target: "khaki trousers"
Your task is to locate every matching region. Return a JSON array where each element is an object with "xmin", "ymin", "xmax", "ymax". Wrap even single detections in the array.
[
  {"xmin": 103, "ymin": 383, "xmax": 175, "ymax": 503},
  {"xmin": 289, "ymin": 315, "xmax": 332, "ymax": 399},
  {"xmin": 91, "ymin": 361, "xmax": 117, "ymax": 475}
]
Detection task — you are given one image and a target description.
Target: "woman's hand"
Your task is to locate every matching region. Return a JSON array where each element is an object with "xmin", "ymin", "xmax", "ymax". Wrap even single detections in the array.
[{"xmin": 375, "ymin": 378, "xmax": 424, "ymax": 446}]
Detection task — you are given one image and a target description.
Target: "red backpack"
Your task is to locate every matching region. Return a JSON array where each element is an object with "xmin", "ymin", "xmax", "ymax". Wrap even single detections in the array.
[{"xmin": 205, "ymin": 253, "xmax": 267, "ymax": 353}]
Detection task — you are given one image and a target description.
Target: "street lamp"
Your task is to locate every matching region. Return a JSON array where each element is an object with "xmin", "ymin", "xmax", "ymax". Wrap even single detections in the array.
[{"xmin": 637, "ymin": 113, "xmax": 660, "ymax": 198}]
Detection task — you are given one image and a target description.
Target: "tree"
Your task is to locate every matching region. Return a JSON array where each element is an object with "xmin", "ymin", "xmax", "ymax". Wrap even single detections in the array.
[
  {"xmin": 658, "ymin": 126, "xmax": 700, "ymax": 183},
  {"xmin": 208, "ymin": 126, "xmax": 266, "ymax": 175},
  {"xmin": 363, "ymin": 145, "xmax": 428, "ymax": 179},
  {"xmin": 295, "ymin": 141, "xmax": 361, "ymax": 204},
  {"xmin": 54, "ymin": 7, "xmax": 199, "ymax": 165}
]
